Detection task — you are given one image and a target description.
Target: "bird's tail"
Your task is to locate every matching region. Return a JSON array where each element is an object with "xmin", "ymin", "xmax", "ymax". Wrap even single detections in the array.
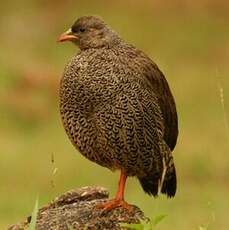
[
  {"xmin": 161, "ymin": 160, "xmax": 177, "ymax": 197},
  {"xmin": 138, "ymin": 146, "xmax": 177, "ymax": 197}
]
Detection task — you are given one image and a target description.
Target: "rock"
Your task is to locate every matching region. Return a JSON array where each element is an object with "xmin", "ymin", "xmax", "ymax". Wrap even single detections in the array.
[{"xmin": 8, "ymin": 186, "xmax": 149, "ymax": 230}]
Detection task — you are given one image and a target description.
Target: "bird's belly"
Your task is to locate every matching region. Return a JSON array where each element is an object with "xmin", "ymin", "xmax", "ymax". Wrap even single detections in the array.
[{"xmin": 61, "ymin": 110, "xmax": 119, "ymax": 170}]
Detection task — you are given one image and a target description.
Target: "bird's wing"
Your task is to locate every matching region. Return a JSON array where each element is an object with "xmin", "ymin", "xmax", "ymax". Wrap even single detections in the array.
[
  {"xmin": 93, "ymin": 79, "xmax": 164, "ymax": 173},
  {"xmin": 138, "ymin": 53, "xmax": 178, "ymax": 151}
]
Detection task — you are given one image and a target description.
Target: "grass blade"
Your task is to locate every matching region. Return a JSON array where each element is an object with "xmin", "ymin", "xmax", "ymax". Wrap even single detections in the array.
[
  {"xmin": 29, "ymin": 196, "xmax": 39, "ymax": 230},
  {"xmin": 152, "ymin": 214, "xmax": 167, "ymax": 227}
]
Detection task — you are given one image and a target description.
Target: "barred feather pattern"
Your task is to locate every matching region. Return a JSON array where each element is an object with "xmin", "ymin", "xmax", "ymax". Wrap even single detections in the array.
[{"xmin": 60, "ymin": 42, "xmax": 177, "ymax": 197}]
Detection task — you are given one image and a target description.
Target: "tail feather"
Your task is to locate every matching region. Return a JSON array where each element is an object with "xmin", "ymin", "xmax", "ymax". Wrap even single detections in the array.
[
  {"xmin": 161, "ymin": 163, "xmax": 177, "ymax": 197},
  {"xmin": 138, "ymin": 173, "xmax": 161, "ymax": 197},
  {"xmin": 138, "ymin": 162, "xmax": 177, "ymax": 197}
]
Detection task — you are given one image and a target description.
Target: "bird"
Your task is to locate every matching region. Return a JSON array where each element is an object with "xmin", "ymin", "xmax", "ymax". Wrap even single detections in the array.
[{"xmin": 58, "ymin": 16, "xmax": 178, "ymax": 211}]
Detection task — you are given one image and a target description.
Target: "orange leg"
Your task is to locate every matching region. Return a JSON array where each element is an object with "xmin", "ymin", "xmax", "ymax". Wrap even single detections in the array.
[{"xmin": 96, "ymin": 170, "xmax": 133, "ymax": 211}]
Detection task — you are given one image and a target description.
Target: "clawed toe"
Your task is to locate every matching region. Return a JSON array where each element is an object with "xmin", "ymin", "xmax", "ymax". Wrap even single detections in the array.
[{"xmin": 96, "ymin": 199, "xmax": 133, "ymax": 212}]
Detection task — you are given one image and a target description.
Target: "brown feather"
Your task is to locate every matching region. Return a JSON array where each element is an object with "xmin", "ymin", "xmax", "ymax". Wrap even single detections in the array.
[{"xmin": 59, "ymin": 16, "xmax": 178, "ymax": 197}]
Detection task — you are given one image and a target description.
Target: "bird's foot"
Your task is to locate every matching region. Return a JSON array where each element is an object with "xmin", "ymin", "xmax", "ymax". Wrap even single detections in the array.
[{"xmin": 96, "ymin": 199, "xmax": 133, "ymax": 212}]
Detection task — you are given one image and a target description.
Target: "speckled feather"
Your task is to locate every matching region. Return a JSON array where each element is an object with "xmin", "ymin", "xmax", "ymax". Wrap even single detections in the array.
[{"xmin": 59, "ymin": 16, "xmax": 178, "ymax": 197}]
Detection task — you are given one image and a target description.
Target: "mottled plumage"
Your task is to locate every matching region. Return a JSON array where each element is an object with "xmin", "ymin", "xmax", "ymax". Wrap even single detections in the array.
[{"xmin": 59, "ymin": 16, "xmax": 178, "ymax": 199}]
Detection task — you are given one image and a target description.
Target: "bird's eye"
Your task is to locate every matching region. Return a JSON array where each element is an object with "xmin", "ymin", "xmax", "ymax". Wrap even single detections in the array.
[{"xmin": 79, "ymin": 28, "xmax": 86, "ymax": 33}]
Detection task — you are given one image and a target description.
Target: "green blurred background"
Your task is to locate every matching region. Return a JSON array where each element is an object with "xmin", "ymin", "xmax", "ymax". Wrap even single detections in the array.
[{"xmin": 1, "ymin": 0, "xmax": 229, "ymax": 229}]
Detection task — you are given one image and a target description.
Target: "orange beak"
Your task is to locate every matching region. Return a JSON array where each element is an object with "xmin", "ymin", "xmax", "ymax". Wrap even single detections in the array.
[{"xmin": 57, "ymin": 29, "xmax": 78, "ymax": 42}]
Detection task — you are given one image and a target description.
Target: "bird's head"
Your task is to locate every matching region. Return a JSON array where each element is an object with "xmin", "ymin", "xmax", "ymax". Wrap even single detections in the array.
[{"xmin": 58, "ymin": 16, "xmax": 121, "ymax": 50}]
